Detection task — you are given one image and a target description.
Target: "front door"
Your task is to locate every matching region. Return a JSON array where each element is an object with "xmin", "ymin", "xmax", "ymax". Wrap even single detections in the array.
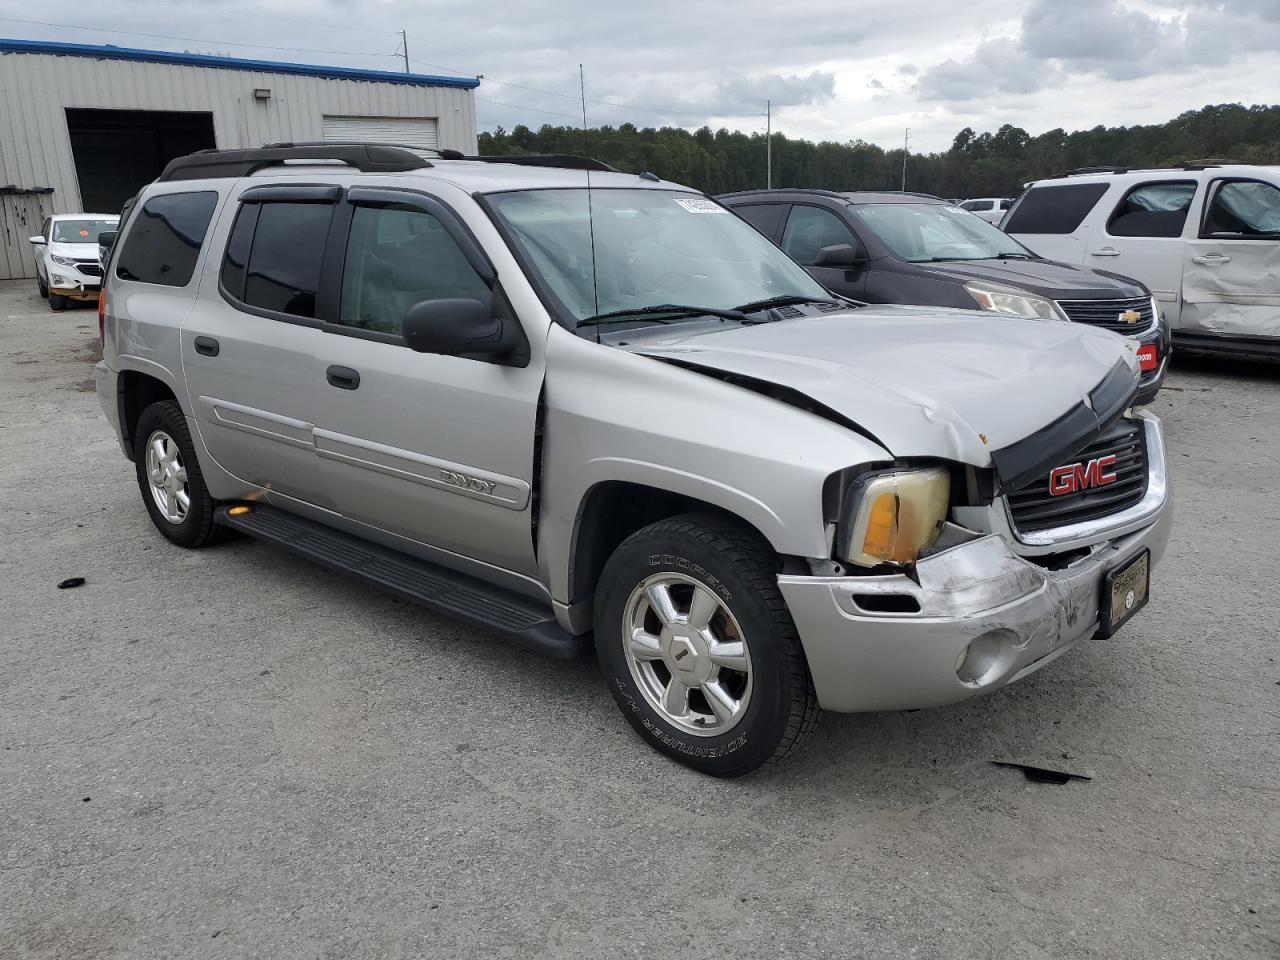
[
  {"xmin": 780, "ymin": 204, "xmax": 867, "ymax": 298},
  {"xmin": 310, "ymin": 188, "xmax": 544, "ymax": 578},
  {"xmin": 1180, "ymin": 177, "xmax": 1280, "ymax": 342}
]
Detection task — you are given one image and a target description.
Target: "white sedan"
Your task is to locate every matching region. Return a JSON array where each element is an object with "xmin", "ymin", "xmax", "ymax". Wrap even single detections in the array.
[{"xmin": 29, "ymin": 214, "xmax": 119, "ymax": 311}]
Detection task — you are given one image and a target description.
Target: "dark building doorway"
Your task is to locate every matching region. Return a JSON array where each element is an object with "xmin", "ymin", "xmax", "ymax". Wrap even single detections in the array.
[{"xmin": 66, "ymin": 109, "xmax": 216, "ymax": 213}]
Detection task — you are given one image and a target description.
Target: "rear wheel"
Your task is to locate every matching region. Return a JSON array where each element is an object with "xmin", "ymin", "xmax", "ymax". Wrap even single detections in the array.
[
  {"xmin": 48, "ymin": 292, "xmax": 68, "ymax": 311},
  {"xmin": 594, "ymin": 513, "xmax": 819, "ymax": 776},
  {"xmin": 132, "ymin": 400, "xmax": 225, "ymax": 548}
]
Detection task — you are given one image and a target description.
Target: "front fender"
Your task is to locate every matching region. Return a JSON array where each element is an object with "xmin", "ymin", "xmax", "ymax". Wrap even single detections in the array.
[{"xmin": 538, "ymin": 326, "xmax": 891, "ymax": 606}]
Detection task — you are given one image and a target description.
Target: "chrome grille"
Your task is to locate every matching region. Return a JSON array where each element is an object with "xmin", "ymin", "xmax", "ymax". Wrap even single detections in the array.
[
  {"xmin": 1056, "ymin": 297, "xmax": 1154, "ymax": 333},
  {"xmin": 1007, "ymin": 419, "xmax": 1148, "ymax": 533}
]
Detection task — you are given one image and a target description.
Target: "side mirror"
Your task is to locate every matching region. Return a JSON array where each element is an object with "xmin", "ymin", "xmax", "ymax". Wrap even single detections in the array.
[
  {"xmin": 29, "ymin": 235, "xmax": 46, "ymax": 245},
  {"xmin": 813, "ymin": 243, "xmax": 866, "ymax": 269},
  {"xmin": 402, "ymin": 298, "xmax": 525, "ymax": 365},
  {"xmin": 98, "ymin": 230, "xmax": 119, "ymax": 251}
]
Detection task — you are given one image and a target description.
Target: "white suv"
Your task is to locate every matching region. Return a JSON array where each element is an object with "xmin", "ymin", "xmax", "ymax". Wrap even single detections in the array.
[
  {"xmin": 1003, "ymin": 164, "xmax": 1280, "ymax": 356},
  {"xmin": 958, "ymin": 198, "xmax": 1014, "ymax": 225},
  {"xmin": 29, "ymin": 214, "xmax": 119, "ymax": 311}
]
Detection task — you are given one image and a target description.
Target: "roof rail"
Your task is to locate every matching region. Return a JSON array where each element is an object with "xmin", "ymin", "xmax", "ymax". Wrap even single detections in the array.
[
  {"xmin": 157, "ymin": 144, "xmax": 432, "ymax": 181},
  {"xmin": 264, "ymin": 140, "xmax": 443, "ymax": 156},
  {"xmin": 1179, "ymin": 158, "xmax": 1243, "ymax": 169},
  {"xmin": 717, "ymin": 188, "xmax": 848, "ymax": 200},
  {"xmin": 461, "ymin": 154, "xmax": 619, "ymax": 172}
]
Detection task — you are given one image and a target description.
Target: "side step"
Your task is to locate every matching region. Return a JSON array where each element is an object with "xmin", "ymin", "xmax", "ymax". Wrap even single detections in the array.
[{"xmin": 215, "ymin": 504, "xmax": 589, "ymax": 659}]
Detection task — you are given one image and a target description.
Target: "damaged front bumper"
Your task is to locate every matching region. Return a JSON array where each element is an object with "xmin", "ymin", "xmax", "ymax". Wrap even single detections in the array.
[{"xmin": 778, "ymin": 487, "xmax": 1173, "ymax": 714}]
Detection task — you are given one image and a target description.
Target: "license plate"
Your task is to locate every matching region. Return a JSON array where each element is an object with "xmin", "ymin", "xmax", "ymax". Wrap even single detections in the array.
[
  {"xmin": 1136, "ymin": 344, "xmax": 1158, "ymax": 371},
  {"xmin": 1100, "ymin": 549, "xmax": 1150, "ymax": 638}
]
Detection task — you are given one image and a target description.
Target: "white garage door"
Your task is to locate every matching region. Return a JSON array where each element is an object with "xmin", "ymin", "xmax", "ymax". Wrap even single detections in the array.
[{"xmin": 321, "ymin": 116, "xmax": 439, "ymax": 150}]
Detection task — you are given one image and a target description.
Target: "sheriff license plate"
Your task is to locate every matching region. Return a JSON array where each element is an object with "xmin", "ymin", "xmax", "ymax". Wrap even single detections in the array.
[{"xmin": 1100, "ymin": 549, "xmax": 1150, "ymax": 638}]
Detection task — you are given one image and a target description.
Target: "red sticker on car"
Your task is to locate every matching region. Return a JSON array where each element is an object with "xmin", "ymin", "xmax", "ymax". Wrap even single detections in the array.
[
  {"xmin": 79, "ymin": 229, "xmax": 90, "ymax": 237},
  {"xmin": 1136, "ymin": 344, "xmax": 1157, "ymax": 371}
]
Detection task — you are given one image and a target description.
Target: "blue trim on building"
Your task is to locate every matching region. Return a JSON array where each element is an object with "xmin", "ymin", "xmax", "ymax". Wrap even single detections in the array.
[{"xmin": 0, "ymin": 38, "xmax": 480, "ymax": 89}]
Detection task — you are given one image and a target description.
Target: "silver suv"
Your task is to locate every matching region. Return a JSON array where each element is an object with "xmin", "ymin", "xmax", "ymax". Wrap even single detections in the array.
[{"xmin": 96, "ymin": 144, "xmax": 1172, "ymax": 776}]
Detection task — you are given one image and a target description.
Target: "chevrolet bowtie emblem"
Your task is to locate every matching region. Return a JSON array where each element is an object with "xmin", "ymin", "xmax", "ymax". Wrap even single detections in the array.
[{"xmin": 1118, "ymin": 309, "xmax": 1141, "ymax": 324}]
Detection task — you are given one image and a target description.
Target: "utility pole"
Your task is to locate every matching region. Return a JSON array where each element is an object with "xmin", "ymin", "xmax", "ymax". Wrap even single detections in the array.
[
  {"xmin": 901, "ymin": 127, "xmax": 910, "ymax": 191},
  {"xmin": 766, "ymin": 99, "xmax": 772, "ymax": 189},
  {"xmin": 400, "ymin": 30, "xmax": 410, "ymax": 74}
]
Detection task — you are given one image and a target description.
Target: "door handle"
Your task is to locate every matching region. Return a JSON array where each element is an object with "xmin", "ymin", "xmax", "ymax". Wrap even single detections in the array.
[
  {"xmin": 193, "ymin": 336, "xmax": 220, "ymax": 357},
  {"xmin": 326, "ymin": 365, "xmax": 361, "ymax": 390},
  {"xmin": 1090, "ymin": 247, "xmax": 1121, "ymax": 257},
  {"xmin": 1192, "ymin": 254, "xmax": 1231, "ymax": 265}
]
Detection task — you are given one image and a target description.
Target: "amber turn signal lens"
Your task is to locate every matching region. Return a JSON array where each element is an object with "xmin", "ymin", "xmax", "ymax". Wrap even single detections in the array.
[{"xmin": 227, "ymin": 505, "xmax": 251, "ymax": 516}]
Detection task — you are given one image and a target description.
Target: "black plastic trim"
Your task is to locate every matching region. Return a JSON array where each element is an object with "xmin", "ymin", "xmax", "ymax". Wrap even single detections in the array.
[
  {"xmin": 157, "ymin": 144, "xmax": 430, "ymax": 181},
  {"xmin": 990, "ymin": 359, "xmax": 1139, "ymax": 491}
]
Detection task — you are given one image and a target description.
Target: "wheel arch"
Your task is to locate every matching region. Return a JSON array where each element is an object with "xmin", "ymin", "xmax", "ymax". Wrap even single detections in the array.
[
  {"xmin": 117, "ymin": 369, "xmax": 182, "ymax": 461},
  {"xmin": 562, "ymin": 480, "xmax": 810, "ymax": 631}
]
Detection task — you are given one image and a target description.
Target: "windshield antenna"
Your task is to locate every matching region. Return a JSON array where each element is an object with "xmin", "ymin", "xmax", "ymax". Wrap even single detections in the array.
[{"xmin": 580, "ymin": 63, "xmax": 601, "ymax": 344}]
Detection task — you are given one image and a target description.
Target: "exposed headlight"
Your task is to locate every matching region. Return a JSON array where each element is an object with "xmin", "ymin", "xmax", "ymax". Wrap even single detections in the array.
[
  {"xmin": 49, "ymin": 254, "xmax": 77, "ymax": 267},
  {"xmin": 840, "ymin": 467, "xmax": 951, "ymax": 568},
  {"xmin": 965, "ymin": 282, "xmax": 1066, "ymax": 321}
]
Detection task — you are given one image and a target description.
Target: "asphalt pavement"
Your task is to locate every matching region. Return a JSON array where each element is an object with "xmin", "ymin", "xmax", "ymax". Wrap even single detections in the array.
[{"xmin": 1, "ymin": 279, "xmax": 1277, "ymax": 959}]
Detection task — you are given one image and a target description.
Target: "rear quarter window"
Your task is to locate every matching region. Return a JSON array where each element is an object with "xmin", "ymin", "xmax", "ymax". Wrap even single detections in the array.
[
  {"xmin": 115, "ymin": 191, "xmax": 219, "ymax": 286},
  {"xmin": 1003, "ymin": 183, "xmax": 1110, "ymax": 235},
  {"xmin": 730, "ymin": 203, "xmax": 788, "ymax": 239}
]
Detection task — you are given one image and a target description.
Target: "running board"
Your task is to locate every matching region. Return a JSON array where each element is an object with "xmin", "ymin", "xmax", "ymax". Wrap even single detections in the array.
[{"xmin": 215, "ymin": 504, "xmax": 589, "ymax": 659}]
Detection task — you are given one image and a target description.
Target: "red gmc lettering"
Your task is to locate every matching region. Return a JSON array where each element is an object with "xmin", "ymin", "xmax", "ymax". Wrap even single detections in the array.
[{"xmin": 1048, "ymin": 454, "xmax": 1118, "ymax": 496}]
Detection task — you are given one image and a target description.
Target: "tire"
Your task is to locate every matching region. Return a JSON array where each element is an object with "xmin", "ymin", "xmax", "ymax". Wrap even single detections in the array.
[
  {"xmin": 37, "ymin": 276, "xmax": 48, "ymax": 299},
  {"xmin": 48, "ymin": 293, "xmax": 68, "ymax": 311},
  {"xmin": 132, "ymin": 400, "xmax": 226, "ymax": 548},
  {"xmin": 594, "ymin": 513, "xmax": 820, "ymax": 777}
]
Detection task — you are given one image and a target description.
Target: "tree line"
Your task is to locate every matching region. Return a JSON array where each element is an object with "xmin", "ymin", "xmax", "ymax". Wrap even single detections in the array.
[{"xmin": 477, "ymin": 103, "xmax": 1280, "ymax": 198}]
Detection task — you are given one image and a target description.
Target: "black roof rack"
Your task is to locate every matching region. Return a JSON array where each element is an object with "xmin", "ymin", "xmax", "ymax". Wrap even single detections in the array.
[
  {"xmin": 460, "ymin": 154, "xmax": 619, "ymax": 172},
  {"xmin": 264, "ymin": 139, "xmax": 443, "ymax": 155},
  {"xmin": 717, "ymin": 188, "xmax": 945, "ymax": 202},
  {"xmin": 157, "ymin": 144, "xmax": 432, "ymax": 181},
  {"xmin": 1179, "ymin": 158, "xmax": 1243, "ymax": 169}
]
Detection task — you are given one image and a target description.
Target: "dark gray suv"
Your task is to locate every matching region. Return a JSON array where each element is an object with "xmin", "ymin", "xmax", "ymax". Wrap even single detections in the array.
[{"xmin": 718, "ymin": 189, "xmax": 1169, "ymax": 404}]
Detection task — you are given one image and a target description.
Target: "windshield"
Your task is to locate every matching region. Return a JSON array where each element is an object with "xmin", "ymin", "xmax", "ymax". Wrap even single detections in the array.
[
  {"xmin": 486, "ymin": 188, "xmax": 829, "ymax": 327},
  {"xmin": 52, "ymin": 218, "xmax": 117, "ymax": 244},
  {"xmin": 851, "ymin": 203, "xmax": 1033, "ymax": 262}
]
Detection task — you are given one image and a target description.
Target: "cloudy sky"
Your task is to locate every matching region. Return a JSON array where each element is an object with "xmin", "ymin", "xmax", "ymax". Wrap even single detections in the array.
[{"xmin": 1, "ymin": 0, "xmax": 1276, "ymax": 151}]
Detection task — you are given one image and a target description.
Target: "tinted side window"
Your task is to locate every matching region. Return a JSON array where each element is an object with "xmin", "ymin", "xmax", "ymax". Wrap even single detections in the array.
[
  {"xmin": 115, "ymin": 191, "xmax": 219, "ymax": 286},
  {"xmin": 240, "ymin": 202, "xmax": 333, "ymax": 319},
  {"xmin": 731, "ymin": 203, "xmax": 787, "ymax": 239},
  {"xmin": 1003, "ymin": 183, "xmax": 1110, "ymax": 234},
  {"xmin": 1107, "ymin": 181, "xmax": 1196, "ymax": 238},
  {"xmin": 781, "ymin": 205, "xmax": 858, "ymax": 266},
  {"xmin": 338, "ymin": 204, "xmax": 491, "ymax": 335},
  {"xmin": 1202, "ymin": 180, "xmax": 1280, "ymax": 238}
]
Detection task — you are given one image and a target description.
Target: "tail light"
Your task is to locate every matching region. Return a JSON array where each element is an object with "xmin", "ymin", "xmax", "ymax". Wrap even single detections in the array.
[{"xmin": 98, "ymin": 289, "xmax": 106, "ymax": 345}]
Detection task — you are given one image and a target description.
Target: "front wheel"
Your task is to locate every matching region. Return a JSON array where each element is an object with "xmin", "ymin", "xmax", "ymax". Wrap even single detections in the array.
[
  {"xmin": 594, "ymin": 514, "xmax": 819, "ymax": 776},
  {"xmin": 48, "ymin": 292, "xmax": 68, "ymax": 311}
]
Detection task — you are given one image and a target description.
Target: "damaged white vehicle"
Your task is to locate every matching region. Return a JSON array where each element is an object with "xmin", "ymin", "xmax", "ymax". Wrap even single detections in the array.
[
  {"xmin": 1005, "ymin": 163, "xmax": 1280, "ymax": 357},
  {"xmin": 29, "ymin": 213, "xmax": 118, "ymax": 310},
  {"xmin": 96, "ymin": 146, "xmax": 1172, "ymax": 776}
]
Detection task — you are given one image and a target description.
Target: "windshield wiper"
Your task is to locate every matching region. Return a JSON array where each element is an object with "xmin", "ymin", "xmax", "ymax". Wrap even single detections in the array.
[
  {"xmin": 993, "ymin": 252, "xmax": 1035, "ymax": 260},
  {"xmin": 731, "ymin": 294, "xmax": 841, "ymax": 313},
  {"xmin": 576, "ymin": 304, "xmax": 749, "ymax": 328}
]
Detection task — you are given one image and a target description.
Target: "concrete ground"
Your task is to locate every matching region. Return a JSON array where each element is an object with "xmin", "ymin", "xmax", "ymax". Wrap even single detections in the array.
[{"xmin": 0, "ymin": 277, "xmax": 1276, "ymax": 960}]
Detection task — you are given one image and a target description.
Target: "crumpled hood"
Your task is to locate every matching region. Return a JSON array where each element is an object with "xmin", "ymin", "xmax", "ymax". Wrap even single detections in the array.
[{"xmin": 625, "ymin": 304, "xmax": 1140, "ymax": 466}]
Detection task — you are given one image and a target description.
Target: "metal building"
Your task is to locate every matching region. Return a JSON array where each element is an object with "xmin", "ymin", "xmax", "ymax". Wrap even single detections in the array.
[{"xmin": 0, "ymin": 38, "xmax": 480, "ymax": 280}]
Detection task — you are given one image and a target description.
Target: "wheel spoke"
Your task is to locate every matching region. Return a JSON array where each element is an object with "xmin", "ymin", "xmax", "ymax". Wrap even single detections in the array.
[
  {"xmin": 175, "ymin": 489, "xmax": 190, "ymax": 515},
  {"xmin": 662, "ymin": 678, "xmax": 690, "ymax": 717},
  {"xmin": 150, "ymin": 436, "xmax": 166, "ymax": 465},
  {"xmin": 173, "ymin": 465, "xmax": 187, "ymax": 483},
  {"xmin": 708, "ymin": 640, "xmax": 748, "ymax": 673},
  {"xmin": 629, "ymin": 628, "xmax": 663, "ymax": 661},
  {"xmin": 701, "ymin": 680, "xmax": 737, "ymax": 725},
  {"xmin": 687, "ymin": 586, "xmax": 720, "ymax": 630},
  {"xmin": 646, "ymin": 582, "xmax": 679, "ymax": 626}
]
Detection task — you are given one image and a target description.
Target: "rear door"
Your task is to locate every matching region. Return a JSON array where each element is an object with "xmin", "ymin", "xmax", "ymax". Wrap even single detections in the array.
[
  {"xmin": 309, "ymin": 185, "xmax": 544, "ymax": 578},
  {"xmin": 1091, "ymin": 179, "xmax": 1202, "ymax": 316},
  {"xmin": 727, "ymin": 202, "xmax": 788, "ymax": 242},
  {"xmin": 180, "ymin": 184, "xmax": 336, "ymax": 508},
  {"xmin": 1181, "ymin": 176, "xmax": 1280, "ymax": 342},
  {"xmin": 779, "ymin": 203, "xmax": 867, "ymax": 298}
]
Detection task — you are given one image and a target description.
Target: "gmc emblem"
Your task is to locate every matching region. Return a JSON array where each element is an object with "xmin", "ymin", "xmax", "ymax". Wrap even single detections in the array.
[{"xmin": 1049, "ymin": 455, "xmax": 1118, "ymax": 496}]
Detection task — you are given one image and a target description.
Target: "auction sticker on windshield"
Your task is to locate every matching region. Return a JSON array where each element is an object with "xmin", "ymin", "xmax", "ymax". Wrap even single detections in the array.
[{"xmin": 674, "ymin": 197, "xmax": 728, "ymax": 214}]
